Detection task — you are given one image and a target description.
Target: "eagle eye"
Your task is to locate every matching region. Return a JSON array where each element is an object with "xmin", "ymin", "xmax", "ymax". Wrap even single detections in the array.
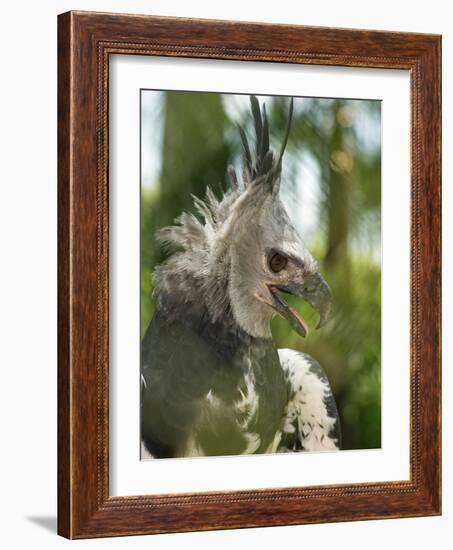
[{"xmin": 269, "ymin": 252, "xmax": 288, "ymax": 273}]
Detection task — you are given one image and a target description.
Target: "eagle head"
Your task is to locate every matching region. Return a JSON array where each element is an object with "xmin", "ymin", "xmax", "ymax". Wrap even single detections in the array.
[{"xmin": 154, "ymin": 95, "xmax": 332, "ymax": 340}]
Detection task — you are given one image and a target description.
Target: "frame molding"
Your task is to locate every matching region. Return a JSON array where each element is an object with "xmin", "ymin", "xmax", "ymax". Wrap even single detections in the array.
[{"xmin": 58, "ymin": 11, "xmax": 441, "ymax": 538}]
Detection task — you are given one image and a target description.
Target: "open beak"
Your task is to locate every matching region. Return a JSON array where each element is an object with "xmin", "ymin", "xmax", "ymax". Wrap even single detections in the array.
[{"xmin": 267, "ymin": 273, "xmax": 332, "ymax": 338}]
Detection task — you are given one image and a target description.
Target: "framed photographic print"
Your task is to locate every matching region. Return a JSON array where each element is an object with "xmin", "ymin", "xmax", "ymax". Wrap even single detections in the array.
[{"xmin": 58, "ymin": 11, "xmax": 441, "ymax": 538}]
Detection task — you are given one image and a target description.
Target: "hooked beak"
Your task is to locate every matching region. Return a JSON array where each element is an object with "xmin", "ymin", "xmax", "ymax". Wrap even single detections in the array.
[{"xmin": 265, "ymin": 272, "xmax": 332, "ymax": 338}]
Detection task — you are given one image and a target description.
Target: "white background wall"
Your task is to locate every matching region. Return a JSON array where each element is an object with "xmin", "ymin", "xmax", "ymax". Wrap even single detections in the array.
[{"xmin": 0, "ymin": 1, "xmax": 450, "ymax": 547}]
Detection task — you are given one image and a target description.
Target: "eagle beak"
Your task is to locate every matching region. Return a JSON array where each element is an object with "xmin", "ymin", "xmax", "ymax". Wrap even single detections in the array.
[
  {"xmin": 299, "ymin": 272, "xmax": 332, "ymax": 329},
  {"xmin": 266, "ymin": 272, "xmax": 332, "ymax": 338}
]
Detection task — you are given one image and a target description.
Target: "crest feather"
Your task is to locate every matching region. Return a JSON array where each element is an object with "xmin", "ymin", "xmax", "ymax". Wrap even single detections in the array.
[
  {"xmin": 237, "ymin": 95, "xmax": 293, "ymax": 192},
  {"xmin": 156, "ymin": 95, "xmax": 294, "ymax": 259}
]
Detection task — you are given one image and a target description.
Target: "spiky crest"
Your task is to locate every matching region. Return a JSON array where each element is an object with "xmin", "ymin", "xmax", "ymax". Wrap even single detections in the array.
[
  {"xmin": 156, "ymin": 95, "xmax": 293, "ymax": 256},
  {"xmin": 235, "ymin": 95, "xmax": 293, "ymax": 192}
]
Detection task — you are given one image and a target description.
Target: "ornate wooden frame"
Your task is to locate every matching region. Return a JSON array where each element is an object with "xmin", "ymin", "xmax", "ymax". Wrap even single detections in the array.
[{"xmin": 57, "ymin": 10, "xmax": 441, "ymax": 539}]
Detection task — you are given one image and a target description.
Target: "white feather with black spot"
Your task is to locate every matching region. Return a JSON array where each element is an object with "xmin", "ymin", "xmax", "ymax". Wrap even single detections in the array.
[{"xmin": 278, "ymin": 349, "xmax": 340, "ymax": 451}]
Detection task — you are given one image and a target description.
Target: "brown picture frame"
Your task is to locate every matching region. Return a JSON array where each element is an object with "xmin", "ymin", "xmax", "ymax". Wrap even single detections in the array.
[{"xmin": 57, "ymin": 10, "xmax": 442, "ymax": 539}]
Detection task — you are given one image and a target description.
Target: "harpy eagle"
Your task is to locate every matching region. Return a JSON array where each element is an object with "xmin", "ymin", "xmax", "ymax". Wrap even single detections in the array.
[{"xmin": 141, "ymin": 95, "xmax": 341, "ymax": 458}]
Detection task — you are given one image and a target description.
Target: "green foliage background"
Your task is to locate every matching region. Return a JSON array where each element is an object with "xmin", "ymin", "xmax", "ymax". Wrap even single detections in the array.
[{"xmin": 141, "ymin": 91, "xmax": 381, "ymax": 450}]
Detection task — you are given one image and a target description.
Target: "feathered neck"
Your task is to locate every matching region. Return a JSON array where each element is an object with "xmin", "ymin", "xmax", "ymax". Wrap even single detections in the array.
[
  {"xmin": 153, "ymin": 186, "xmax": 241, "ymax": 328},
  {"xmin": 152, "ymin": 182, "xmax": 277, "ymax": 339}
]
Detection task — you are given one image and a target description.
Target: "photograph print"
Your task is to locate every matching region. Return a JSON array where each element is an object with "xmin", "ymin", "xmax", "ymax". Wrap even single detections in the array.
[{"xmin": 140, "ymin": 90, "xmax": 381, "ymax": 459}]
